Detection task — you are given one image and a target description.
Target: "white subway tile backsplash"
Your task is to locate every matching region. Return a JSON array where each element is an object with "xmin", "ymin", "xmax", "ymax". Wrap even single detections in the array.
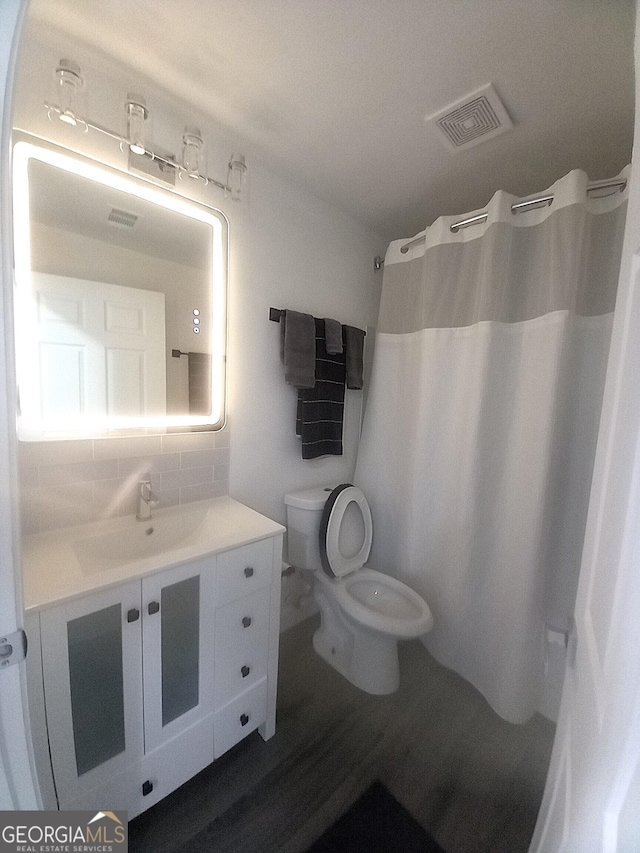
[
  {"xmin": 20, "ymin": 439, "xmax": 94, "ymax": 467},
  {"xmin": 39, "ymin": 459, "xmax": 118, "ymax": 488},
  {"xmin": 152, "ymin": 487, "xmax": 180, "ymax": 510},
  {"xmin": 18, "ymin": 427, "xmax": 230, "ymax": 533},
  {"xmin": 161, "ymin": 466, "xmax": 214, "ymax": 490},
  {"xmin": 213, "ymin": 430, "xmax": 230, "ymax": 448},
  {"xmin": 38, "ymin": 482, "xmax": 95, "ymax": 531},
  {"xmin": 180, "ymin": 480, "xmax": 227, "ymax": 503},
  {"xmin": 93, "ymin": 478, "xmax": 131, "ymax": 519},
  {"xmin": 161, "ymin": 432, "xmax": 215, "ymax": 453},
  {"xmin": 214, "ymin": 463, "xmax": 230, "ymax": 483},
  {"xmin": 180, "ymin": 449, "xmax": 217, "ymax": 469},
  {"xmin": 94, "ymin": 435, "xmax": 162, "ymax": 460},
  {"xmin": 212, "ymin": 448, "xmax": 230, "ymax": 466},
  {"xmin": 117, "ymin": 453, "xmax": 181, "ymax": 479}
]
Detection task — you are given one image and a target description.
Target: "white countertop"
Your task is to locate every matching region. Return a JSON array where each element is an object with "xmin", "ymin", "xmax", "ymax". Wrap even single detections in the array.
[{"xmin": 22, "ymin": 496, "xmax": 285, "ymax": 613}]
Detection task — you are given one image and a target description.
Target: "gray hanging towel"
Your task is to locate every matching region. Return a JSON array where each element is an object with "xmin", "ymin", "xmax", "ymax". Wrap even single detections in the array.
[
  {"xmin": 188, "ymin": 352, "xmax": 212, "ymax": 415},
  {"xmin": 344, "ymin": 325, "xmax": 365, "ymax": 389},
  {"xmin": 280, "ymin": 309, "xmax": 316, "ymax": 388},
  {"xmin": 296, "ymin": 319, "xmax": 345, "ymax": 459},
  {"xmin": 323, "ymin": 317, "xmax": 343, "ymax": 355}
]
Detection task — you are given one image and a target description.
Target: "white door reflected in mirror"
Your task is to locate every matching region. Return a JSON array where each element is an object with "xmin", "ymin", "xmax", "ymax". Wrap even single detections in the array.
[{"xmin": 12, "ymin": 138, "xmax": 228, "ymax": 440}]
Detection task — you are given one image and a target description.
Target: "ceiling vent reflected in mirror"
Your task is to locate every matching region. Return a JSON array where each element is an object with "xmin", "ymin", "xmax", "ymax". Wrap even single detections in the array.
[
  {"xmin": 426, "ymin": 83, "xmax": 513, "ymax": 152},
  {"xmin": 107, "ymin": 208, "xmax": 139, "ymax": 229}
]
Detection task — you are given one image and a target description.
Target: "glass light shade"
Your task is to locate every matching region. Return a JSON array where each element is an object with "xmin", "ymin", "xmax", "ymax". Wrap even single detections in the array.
[
  {"xmin": 54, "ymin": 59, "xmax": 83, "ymax": 126},
  {"xmin": 226, "ymin": 154, "xmax": 247, "ymax": 202},
  {"xmin": 125, "ymin": 93, "xmax": 148, "ymax": 155},
  {"xmin": 182, "ymin": 126, "xmax": 206, "ymax": 178}
]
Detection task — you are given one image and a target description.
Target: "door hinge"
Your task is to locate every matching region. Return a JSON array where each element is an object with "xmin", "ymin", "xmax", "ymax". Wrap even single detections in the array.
[{"xmin": 0, "ymin": 629, "xmax": 27, "ymax": 670}]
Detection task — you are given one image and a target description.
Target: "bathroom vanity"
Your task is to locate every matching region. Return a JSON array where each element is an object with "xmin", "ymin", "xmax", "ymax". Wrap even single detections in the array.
[{"xmin": 23, "ymin": 497, "xmax": 284, "ymax": 819}]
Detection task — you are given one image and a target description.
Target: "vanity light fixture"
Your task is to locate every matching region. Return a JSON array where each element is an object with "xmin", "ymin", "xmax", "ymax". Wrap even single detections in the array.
[
  {"xmin": 45, "ymin": 59, "xmax": 247, "ymax": 201},
  {"xmin": 125, "ymin": 93, "xmax": 148, "ymax": 156}
]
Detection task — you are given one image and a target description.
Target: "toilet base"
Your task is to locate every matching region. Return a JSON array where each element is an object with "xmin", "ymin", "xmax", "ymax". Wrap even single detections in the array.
[{"xmin": 312, "ymin": 587, "xmax": 400, "ymax": 695}]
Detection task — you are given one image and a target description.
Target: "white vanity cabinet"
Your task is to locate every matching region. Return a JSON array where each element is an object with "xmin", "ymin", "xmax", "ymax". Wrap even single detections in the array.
[
  {"xmin": 41, "ymin": 557, "xmax": 217, "ymax": 815},
  {"xmin": 24, "ymin": 498, "xmax": 284, "ymax": 820}
]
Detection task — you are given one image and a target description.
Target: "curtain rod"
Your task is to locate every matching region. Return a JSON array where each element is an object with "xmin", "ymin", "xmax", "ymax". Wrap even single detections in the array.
[{"xmin": 399, "ymin": 178, "xmax": 628, "ymax": 254}]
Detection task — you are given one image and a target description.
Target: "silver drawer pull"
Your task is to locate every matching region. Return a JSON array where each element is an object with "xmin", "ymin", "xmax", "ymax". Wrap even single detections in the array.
[{"xmin": 242, "ymin": 616, "xmax": 252, "ymax": 628}]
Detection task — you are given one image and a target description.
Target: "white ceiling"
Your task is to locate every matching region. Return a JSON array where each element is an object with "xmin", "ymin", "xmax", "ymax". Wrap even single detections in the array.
[{"xmin": 25, "ymin": 0, "xmax": 636, "ymax": 241}]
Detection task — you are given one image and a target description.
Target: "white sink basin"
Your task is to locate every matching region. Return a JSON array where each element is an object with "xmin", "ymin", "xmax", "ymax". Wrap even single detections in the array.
[
  {"xmin": 23, "ymin": 496, "xmax": 286, "ymax": 613},
  {"xmin": 74, "ymin": 506, "xmax": 208, "ymax": 573}
]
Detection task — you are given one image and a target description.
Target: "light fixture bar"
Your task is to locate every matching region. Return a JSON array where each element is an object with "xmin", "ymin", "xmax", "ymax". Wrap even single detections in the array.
[
  {"xmin": 44, "ymin": 59, "xmax": 246, "ymax": 199},
  {"xmin": 45, "ymin": 101, "xmax": 233, "ymax": 193}
]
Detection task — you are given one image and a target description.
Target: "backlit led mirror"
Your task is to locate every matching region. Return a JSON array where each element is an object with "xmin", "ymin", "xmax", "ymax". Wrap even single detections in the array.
[{"xmin": 12, "ymin": 139, "xmax": 228, "ymax": 440}]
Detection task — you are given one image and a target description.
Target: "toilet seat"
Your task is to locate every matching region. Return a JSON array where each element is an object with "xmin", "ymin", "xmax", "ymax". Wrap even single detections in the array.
[
  {"xmin": 325, "ymin": 568, "xmax": 433, "ymax": 639},
  {"xmin": 319, "ymin": 484, "xmax": 373, "ymax": 578}
]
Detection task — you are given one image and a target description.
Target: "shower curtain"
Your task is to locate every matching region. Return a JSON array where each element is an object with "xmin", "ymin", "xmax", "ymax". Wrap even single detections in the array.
[{"xmin": 355, "ymin": 168, "xmax": 628, "ymax": 723}]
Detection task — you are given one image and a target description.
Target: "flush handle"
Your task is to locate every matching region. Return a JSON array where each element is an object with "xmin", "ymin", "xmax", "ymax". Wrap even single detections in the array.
[
  {"xmin": 240, "ymin": 713, "xmax": 249, "ymax": 727},
  {"xmin": 242, "ymin": 616, "xmax": 252, "ymax": 628},
  {"xmin": 142, "ymin": 780, "xmax": 153, "ymax": 796},
  {"xmin": 244, "ymin": 566, "xmax": 254, "ymax": 578},
  {"xmin": 126, "ymin": 608, "xmax": 140, "ymax": 623},
  {"xmin": 148, "ymin": 601, "xmax": 160, "ymax": 615},
  {"xmin": 241, "ymin": 665, "xmax": 250, "ymax": 678}
]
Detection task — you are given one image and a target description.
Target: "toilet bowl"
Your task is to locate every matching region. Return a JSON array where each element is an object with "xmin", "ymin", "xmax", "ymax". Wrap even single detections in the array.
[{"xmin": 285, "ymin": 484, "xmax": 433, "ymax": 694}]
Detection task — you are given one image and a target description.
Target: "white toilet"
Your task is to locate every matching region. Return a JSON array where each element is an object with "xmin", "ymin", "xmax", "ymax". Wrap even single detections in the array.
[{"xmin": 284, "ymin": 484, "xmax": 433, "ymax": 694}]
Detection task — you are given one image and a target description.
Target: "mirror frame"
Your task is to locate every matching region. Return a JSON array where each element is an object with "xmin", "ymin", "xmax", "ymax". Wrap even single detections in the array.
[{"xmin": 12, "ymin": 136, "xmax": 228, "ymax": 440}]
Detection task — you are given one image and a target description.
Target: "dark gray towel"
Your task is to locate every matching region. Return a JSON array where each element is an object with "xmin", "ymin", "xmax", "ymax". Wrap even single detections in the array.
[
  {"xmin": 344, "ymin": 325, "xmax": 365, "ymax": 390},
  {"xmin": 296, "ymin": 319, "xmax": 345, "ymax": 459},
  {"xmin": 323, "ymin": 317, "xmax": 343, "ymax": 355},
  {"xmin": 280, "ymin": 310, "xmax": 316, "ymax": 389},
  {"xmin": 188, "ymin": 352, "xmax": 212, "ymax": 415}
]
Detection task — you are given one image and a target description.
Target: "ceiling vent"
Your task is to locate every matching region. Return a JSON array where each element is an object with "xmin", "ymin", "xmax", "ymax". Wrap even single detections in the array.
[
  {"xmin": 426, "ymin": 83, "xmax": 513, "ymax": 152},
  {"xmin": 107, "ymin": 208, "xmax": 139, "ymax": 229}
]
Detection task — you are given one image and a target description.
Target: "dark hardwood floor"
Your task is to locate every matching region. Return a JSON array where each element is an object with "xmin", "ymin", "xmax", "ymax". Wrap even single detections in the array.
[{"xmin": 129, "ymin": 615, "xmax": 555, "ymax": 853}]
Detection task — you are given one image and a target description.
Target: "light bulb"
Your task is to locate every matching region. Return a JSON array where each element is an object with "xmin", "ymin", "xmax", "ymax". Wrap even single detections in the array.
[
  {"xmin": 54, "ymin": 59, "xmax": 83, "ymax": 126},
  {"xmin": 182, "ymin": 126, "xmax": 206, "ymax": 178},
  {"xmin": 125, "ymin": 94, "xmax": 148, "ymax": 155},
  {"xmin": 226, "ymin": 154, "xmax": 247, "ymax": 202}
]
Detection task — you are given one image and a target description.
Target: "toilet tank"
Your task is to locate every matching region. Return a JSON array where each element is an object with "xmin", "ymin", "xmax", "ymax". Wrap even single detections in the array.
[{"xmin": 284, "ymin": 486, "xmax": 334, "ymax": 572}]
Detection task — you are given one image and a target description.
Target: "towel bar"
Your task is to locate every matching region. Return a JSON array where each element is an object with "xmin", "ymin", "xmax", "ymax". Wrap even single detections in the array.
[{"xmin": 269, "ymin": 307, "xmax": 365, "ymax": 334}]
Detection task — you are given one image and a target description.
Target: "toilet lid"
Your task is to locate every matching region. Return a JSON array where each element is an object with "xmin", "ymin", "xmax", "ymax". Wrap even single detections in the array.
[{"xmin": 319, "ymin": 484, "xmax": 373, "ymax": 578}]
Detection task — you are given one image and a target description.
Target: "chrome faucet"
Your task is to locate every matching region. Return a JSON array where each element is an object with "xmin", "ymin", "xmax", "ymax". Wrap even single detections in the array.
[{"xmin": 136, "ymin": 477, "xmax": 159, "ymax": 520}]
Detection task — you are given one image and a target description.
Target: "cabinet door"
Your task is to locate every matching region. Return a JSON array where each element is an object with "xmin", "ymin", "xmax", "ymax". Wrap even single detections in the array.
[
  {"xmin": 141, "ymin": 557, "xmax": 216, "ymax": 754},
  {"xmin": 40, "ymin": 582, "xmax": 143, "ymax": 807}
]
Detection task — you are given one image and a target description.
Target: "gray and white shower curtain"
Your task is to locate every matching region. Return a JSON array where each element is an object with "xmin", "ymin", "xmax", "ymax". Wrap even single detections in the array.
[{"xmin": 355, "ymin": 168, "xmax": 629, "ymax": 723}]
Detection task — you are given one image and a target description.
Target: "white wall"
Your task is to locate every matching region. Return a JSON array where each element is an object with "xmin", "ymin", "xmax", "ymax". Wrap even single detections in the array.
[
  {"xmin": 12, "ymin": 23, "xmax": 385, "ymax": 626},
  {"xmin": 228, "ymin": 164, "xmax": 382, "ymax": 523}
]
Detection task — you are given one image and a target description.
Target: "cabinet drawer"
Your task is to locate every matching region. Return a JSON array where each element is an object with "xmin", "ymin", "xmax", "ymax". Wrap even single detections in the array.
[
  {"xmin": 216, "ymin": 538, "xmax": 273, "ymax": 606},
  {"xmin": 214, "ymin": 678, "xmax": 267, "ymax": 759},
  {"xmin": 214, "ymin": 591, "xmax": 270, "ymax": 708}
]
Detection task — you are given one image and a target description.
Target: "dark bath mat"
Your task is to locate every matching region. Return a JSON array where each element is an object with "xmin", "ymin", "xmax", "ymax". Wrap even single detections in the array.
[{"xmin": 307, "ymin": 780, "xmax": 444, "ymax": 852}]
